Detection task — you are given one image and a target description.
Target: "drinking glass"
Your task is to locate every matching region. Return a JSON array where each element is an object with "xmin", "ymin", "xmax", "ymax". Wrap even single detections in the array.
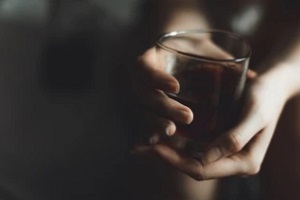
[{"xmin": 155, "ymin": 29, "xmax": 251, "ymax": 154}]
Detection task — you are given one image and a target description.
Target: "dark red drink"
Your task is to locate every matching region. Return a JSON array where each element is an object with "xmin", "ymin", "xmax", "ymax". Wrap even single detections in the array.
[{"xmin": 168, "ymin": 61, "xmax": 246, "ymax": 150}]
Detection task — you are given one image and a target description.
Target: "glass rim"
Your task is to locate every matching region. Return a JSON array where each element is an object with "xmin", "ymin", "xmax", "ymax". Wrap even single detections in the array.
[{"xmin": 155, "ymin": 29, "xmax": 251, "ymax": 63}]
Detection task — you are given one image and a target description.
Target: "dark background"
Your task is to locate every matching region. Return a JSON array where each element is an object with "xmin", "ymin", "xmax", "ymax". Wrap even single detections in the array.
[{"xmin": 0, "ymin": 0, "xmax": 147, "ymax": 199}]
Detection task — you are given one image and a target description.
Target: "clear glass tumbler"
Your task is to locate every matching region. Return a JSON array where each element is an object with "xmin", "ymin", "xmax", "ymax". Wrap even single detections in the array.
[{"xmin": 156, "ymin": 29, "xmax": 251, "ymax": 154}]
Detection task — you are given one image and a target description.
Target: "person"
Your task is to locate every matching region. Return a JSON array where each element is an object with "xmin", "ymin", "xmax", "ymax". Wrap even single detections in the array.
[{"xmin": 130, "ymin": 0, "xmax": 300, "ymax": 199}]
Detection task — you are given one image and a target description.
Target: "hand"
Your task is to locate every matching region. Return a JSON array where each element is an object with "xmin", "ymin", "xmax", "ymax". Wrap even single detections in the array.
[
  {"xmin": 132, "ymin": 37, "xmax": 255, "ymax": 145},
  {"xmin": 132, "ymin": 67, "xmax": 289, "ymax": 180},
  {"xmin": 131, "ymin": 47, "xmax": 193, "ymax": 145}
]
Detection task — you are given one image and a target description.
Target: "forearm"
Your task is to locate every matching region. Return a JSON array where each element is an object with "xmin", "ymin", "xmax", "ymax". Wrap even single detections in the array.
[{"xmin": 258, "ymin": 32, "xmax": 300, "ymax": 100}]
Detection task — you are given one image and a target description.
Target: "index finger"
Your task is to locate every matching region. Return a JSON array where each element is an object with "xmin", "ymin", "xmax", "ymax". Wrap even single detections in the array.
[{"xmin": 136, "ymin": 48, "xmax": 179, "ymax": 93}]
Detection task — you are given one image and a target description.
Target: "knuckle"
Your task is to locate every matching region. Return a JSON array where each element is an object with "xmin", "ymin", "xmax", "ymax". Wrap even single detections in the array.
[
  {"xmin": 146, "ymin": 90, "xmax": 165, "ymax": 109},
  {"xmin": 247, "ymin": 163, "xmax": 261, "ymax": 175},
  {"xmin": 226, "ymin": 133, "xmax": 244, "ymax": 153},
  {"xmin": 190, "ymin": 160, "xmax": 206, "ymax": 181},
  {"xmin": 151, "ymin": 97, "xmax": 164, "ymax": 110},
  {"xmin": 157, "ymin": 98, "xmax": 170, "ymax": 113},
  {"xmin": 245, "ymin": 156, "xmax": 262, "ymax": 176},
  {"xmin": 147, "ymin": 69, "xmax": 158, "ymax": 82},
  {"xmin": 191, "ymin": 173, "xmax": 205, "ymax": 181},
  {"xmin": 137, "ymin": 49, "xmax": 156, "ymax": 70}
]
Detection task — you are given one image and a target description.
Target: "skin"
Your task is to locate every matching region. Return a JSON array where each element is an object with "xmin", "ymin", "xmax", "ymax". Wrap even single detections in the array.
[{"xmin": 130, "ymin": 1, "xmax": 300, "ymax": 199}]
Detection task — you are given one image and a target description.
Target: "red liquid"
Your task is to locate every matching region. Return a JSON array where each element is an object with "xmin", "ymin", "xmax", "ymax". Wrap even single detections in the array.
[{"xmin": 169, "ymin": 62, "xmax": 245, "ymax": 147}]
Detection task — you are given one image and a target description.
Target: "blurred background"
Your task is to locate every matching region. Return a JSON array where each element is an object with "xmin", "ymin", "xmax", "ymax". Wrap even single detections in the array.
[{"xmin": 0, "ymin": 0, "xmax": 146, "ymax": 199}]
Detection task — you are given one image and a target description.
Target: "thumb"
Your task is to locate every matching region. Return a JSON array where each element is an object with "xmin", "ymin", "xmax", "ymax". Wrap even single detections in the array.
[{"xmin": 201, "ymin": 104, "xmax": 264, "ymax": 165}]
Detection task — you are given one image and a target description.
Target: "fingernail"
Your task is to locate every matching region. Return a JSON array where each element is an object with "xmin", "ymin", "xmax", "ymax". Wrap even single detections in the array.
[
  {"xmin": 183, "ymin": 109, "xmax": 193, "ymax": 124},
  {"xmin": 173, "ymin": 83, "xmax": 180, "ymax": 94},
  {"xmin": 202, "ymin": 146, "xmax": 223, "ymax": 164},
  {"xmin": 172, "ymin": 109, "xmax": 193, "ymax": 125},
  {"xmin": 165, "ymin": 123, "xmax": 175, "ymax": 136}
]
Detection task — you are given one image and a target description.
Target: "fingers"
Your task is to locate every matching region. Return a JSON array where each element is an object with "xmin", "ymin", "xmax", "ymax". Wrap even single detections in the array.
[
  {"xmin": 132, "ymin": 124, "xmax": 274, "ymax": 180},
  {"xmin": 131, "ymin": 143, "xmax": 207, "ymax": 180},
  {"xmin": 132, "ymin": 47, "xmax": 273, "ymax": 181},
  {"xmin": 131, "ymin": 143, "xmax": 247, "ymax": 180},
  {"xmin": 135, "ymin": 48, "xmax": 192, "ymax": 126},
  {"xmin": 140, "ymin": 89, "xmax": 193, "ymax": 124},
  {"xmin": 201, "ymin": 104, "xmax": 265, "ymax": 164},
  {"xmin": 247, "ymin": 69, "xmax": 257, "ymax": 79},
  {"xmin": 144, "ymin": 112, "xmax": 177, "ymax": 144},
  {"xmin": 135, "ymin": 109, "xmax": 177, "ymax": 145},
  {"xmin": 136, "ymin": 48, "xmax": 179, "ymax": 93}
]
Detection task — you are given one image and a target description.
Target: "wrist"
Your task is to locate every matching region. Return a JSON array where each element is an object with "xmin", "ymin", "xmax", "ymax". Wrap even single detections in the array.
[{"xmin": 257, "ymin": 62, "xmax": 300, "ymax": 101}]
